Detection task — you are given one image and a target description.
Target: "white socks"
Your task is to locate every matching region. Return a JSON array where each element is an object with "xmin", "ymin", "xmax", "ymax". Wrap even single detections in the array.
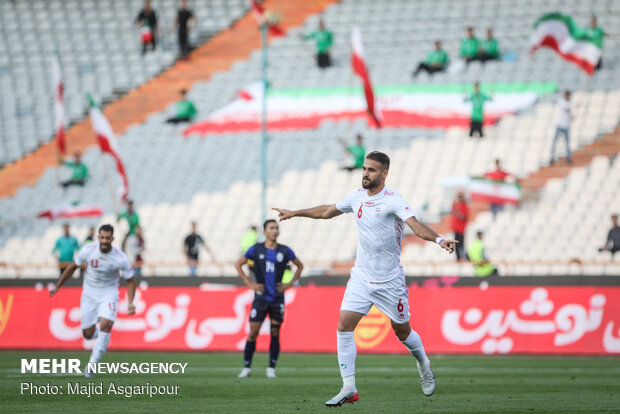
[
  {"xmin": 89, "ymin": 331, "xmax": 110, "ymax": 364},
  {"xmin": 337, "ymin": 331, "xmax": 357, "ymax": 390},
  {"xmin": 400, "ymin": 330, "xmax": 429, "ymax": 365}
]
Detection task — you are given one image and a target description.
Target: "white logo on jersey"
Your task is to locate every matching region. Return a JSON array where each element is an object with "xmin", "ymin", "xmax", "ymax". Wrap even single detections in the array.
[
  {"xmin": 259, "ymin": 254, "xmax": 265, "ymax": 260},
  {"xmin": 276, "ymin": 252, "xmax": 284, "ymax": 262}
]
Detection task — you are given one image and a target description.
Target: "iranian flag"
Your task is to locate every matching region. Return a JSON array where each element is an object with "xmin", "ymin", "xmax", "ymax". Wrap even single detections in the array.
[
  {"xmin": 469, "ymin": 177, "xmax": 521, "ymax": 205},
  {"xmin": 52, "ymin": 53, "xmax": 66, "ymax": 154},
  {"xmin": 250, "ymin": 0, "xmax": 284, "ymax": 37},
  {"xmin": 88, "ymin": 95, "xmax": 129, "ymax": 203},
  {"xmin": 351, "ymin": 26, "xmax": 381, "ymax": 127},
  {"xmin": 184, "ymin": 82, "xmax": 555, "ymax": 135},
  {"xmin": 531, "ymin": 13, "xmax": 602, "ymax": 75},
  {"xmin": 38, "ymin": 203, "xmax": 103, "ymax": 220}
]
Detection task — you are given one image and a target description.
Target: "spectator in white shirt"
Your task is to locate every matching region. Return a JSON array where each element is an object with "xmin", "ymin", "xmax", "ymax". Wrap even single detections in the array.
[{"xmin": 550, "ymin": 90, "xmax": 572, "ymax": 165}]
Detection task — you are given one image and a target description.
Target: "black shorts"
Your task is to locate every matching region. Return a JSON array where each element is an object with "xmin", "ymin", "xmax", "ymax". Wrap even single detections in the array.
[{"xmin": 249, "ymin": 297, "xmax": 284, "ymax": 323}]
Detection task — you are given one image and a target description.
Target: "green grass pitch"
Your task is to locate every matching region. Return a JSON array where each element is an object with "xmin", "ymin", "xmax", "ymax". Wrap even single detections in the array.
[{"xmin": 1, "ymin": 351, "xmax": 619, "ymax": 413}]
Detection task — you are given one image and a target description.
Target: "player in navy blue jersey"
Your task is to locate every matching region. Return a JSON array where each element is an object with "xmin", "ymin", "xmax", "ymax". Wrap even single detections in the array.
[{"xmin": 235, "ymin": 219, "xmax": 304, "ymax": 378}]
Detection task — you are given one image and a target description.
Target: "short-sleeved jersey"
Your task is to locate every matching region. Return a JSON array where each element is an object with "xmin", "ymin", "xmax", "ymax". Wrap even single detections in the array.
[
  {"xmin": 75, "ymin": 241, "xmax": 134, "ymax": 297},
  {"xmin": 336, "ymin": 187, "xmax": 415, "ymax": 283},
  {"xmin": 244, "ymin": 244, "xmax": 296, "ymax": 302}
]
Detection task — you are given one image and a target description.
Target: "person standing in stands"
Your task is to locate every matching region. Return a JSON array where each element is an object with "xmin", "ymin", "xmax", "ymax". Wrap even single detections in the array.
[
  {"xmin": 584, "ymin": 15, "xmax": 605, "ymax": 70},
  {"xmin": 460, "ymin": 27, "xmax": 479, "ymax": 65},
  {"xmin": 124, "ymin": 225, "xmax": 145, "ymax": 277},
  {"xmin": 184, "ymin": 221, "xmax": 215, "ymax": 277},
  {"xmin": 467, "ymin": 231, "xmax": 498, "ymax": 277},
  {"xmin": 599, "ymin": 214, "xmax": 620, "ymax": 256},
  {"xmin": 550, "ymin": 90, "xmax": 572, "ymax": 165},
  {"xmin": 57, "ymin": 152, "xmax": 89, "ymax": 188},
  {"xmin": 484, "ymin": 159, "xmax": 512, "ymax": 217},
  {"xmin": 135, "ymin": 0, "xmax": 158, "ymax": 55},
  {"xmin": 340, "ymin": 134, "xmax": 366, "ymax": 172},
  {"xmin": 450, "ymin": 191, "xmax": 469, "ymax": 261},
  {"xmin": 466, "ymin": 82, "xmax": 491, "ymax": 138},
  {"xmin": 478, "ymin": 29, "xmax": 500, "ymax": 63},
  {"xmin": 52, "ymin": 223, "xmax": 80, "ymax": 277},
  {"xmin": 413, "ymin": 41, "xmax": 449, "ymax": 77},
  {"xmin": 303, "ymin": 19, "xmax": 333, "ymax": 69},
  {"xmin": 83, "ymin": 227, "xmax": 96, "ymax": 247},
  {"xmin": 171, "ymin": 0, "xmax": 196, "ymax": 59},
  {"xmin": 166, "ymin": 89, "xmax": 197, "ymax": 124},
  {"xmin": 118, "ymin": 200, "xmax": 140, "ymax": 251}
]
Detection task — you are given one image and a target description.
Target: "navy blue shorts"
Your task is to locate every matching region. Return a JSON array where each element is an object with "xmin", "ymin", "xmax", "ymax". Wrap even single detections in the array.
[{"xmin": 249, "ymin": 297, "xmax": 284, "ymax": 323}]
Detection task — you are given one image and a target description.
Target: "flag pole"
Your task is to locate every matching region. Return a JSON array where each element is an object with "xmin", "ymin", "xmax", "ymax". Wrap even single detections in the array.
[{"xmin": 260, "ymin": 22, "xmax": 268, "ymax": 225}]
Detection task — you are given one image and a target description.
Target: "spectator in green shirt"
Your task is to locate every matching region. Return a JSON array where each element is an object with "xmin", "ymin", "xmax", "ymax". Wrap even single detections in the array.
[
  {"xmin": 118, "ymin": 199, "xmax": 140, "ymax": 248},
  {"xmin": 413, "ymin": 41, "xmax": 449, "ymax": 78},
  {"xmin": 460, "ymin": 27, "xmax": 479, "ymax": 64},
  {"xmin": 166, "ymin": 89, "xmax": 197, "ymax": 124},
  {"xmin": 303, "ymin": 20, "xmax": 333, "ymax": 69},
  {"xmin": 58, "ymin": 152, "xmax": 89, "ymax": 188},
  {"xmin": 340, "ymin": 134, "xmax": 366, "ymax": 172},
  {"xmin": 585, "ymin": 16, "xmax": 605, "ymax": 70},
  {"xmin": 465, "ymin": 82, "xmax": 492, "ymax": 138},
  {"xmin": 478, "ymin": 29, "xmax": 500, "ymax": 63},
  {"xmin": 52, "ymin": 223, "xmax": 80, "ymax": 276}
]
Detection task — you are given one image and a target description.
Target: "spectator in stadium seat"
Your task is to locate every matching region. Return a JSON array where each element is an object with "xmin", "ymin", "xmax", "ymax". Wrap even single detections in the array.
[
  {"xmin": 339, "ymin": 134, "xmax": 366, "ymax": 172},
  {"xmin": 599, "ymin": 214, "xmax": 620, "ymax": 256},
  {"xmin": 184, "ymin": 221, "xmax": 215, "ymax": 277},
  {"xmin": 118, "ymin": 200, "xmax": 140, "ymax": 251},
  {"xmin": 303, "ymin": 19, "xmax": 333, "ymax": 69},
  {"xmin": 465, "ymin": 82, "xmax": 491, "ymax": 138},
  {"xmin": 550, "ymin": 90, "xmax": 572, "ymax": 165},
  {"xmin": 412, "ymin": 41, "xmax": 449, "ymax": 78},
  {"xmin": 135, "ymin": 0, "xmax": 158, "ymax": 55},
  {"xmin": 57, "ymin": 151, "xmax": 89, "ymax": 189},
  {"xmin": 52, "ymin": 223, "xmax": 80, "ymax": 277},
  {"xmin": 450, "ymin": 191, "xmax": 469, "ymax": 261},
  {"xmin": 171, "ymin": 0, "xmax": 196, "ymax": 59},
  {"xmin": 83, "ymin": 226, "xmax": 96, "ymax": 247},
  {"xmin": 460, "ymin": 27, "xmax": 479, "ymax": 65},
  {"xmin": 467, "ymin": 231, "xmax": 498, "ymax": 277},
  {"xmin": 585, "ymin": 16, "xmax": 605, "ymax": 70},
  {"xmin": 478, "ymin": 29, "xmax": 500, "ymax": 63},
  {"xmin": 166, "ymin": 89, "xmax": 197, "ymax": 124},
  {"xmin": 484, "ymin": 159, "xmax": 512, "ymax": 217}
]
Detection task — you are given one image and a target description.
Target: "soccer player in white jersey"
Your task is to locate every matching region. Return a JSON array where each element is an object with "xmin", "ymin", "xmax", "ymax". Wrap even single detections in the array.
[
  {"xmin": 273, "ymin": 151, "xmax": 457, "ymax": 407},
  {"xmin": 50, "ymin": 224, "xmax": 136, "ymax": 377}
]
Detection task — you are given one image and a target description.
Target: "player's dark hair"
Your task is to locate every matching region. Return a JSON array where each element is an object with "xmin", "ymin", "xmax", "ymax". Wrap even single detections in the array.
[
  {"xmin": 366, "ymin": 151, "xmax": 390, "ymax": 170},
  {"xmin": 99, "ymin": 224, "xmax": 114, "ymax": 235},
  {"xmin": 263, "ymin": 219, "xmax": 277, "ymax": 230}
]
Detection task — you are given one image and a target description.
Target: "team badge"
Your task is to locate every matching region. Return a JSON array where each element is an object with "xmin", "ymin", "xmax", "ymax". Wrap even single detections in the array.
[
  {"xmin": 276, "ymin": 252, "xmax": 284, "ymax": 262},
  {"xmin": 259, "ymin": 254, "xmax": 265, "ymax": 260}
]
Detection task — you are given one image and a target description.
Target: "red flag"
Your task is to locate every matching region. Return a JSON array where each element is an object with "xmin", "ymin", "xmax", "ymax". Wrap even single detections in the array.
[
  {"xmin": 38, "ymin": 204, "xmax": 103, "ymax": 220},
  {"xmin": 52, "ymin": 53, "xmax": 66, "ymax": 154},
  {"xmin": 88, "ymin": 95, "xmax": 130, "ymax": 203},
  {"xmin": 351, "ymin": 26, "xmax": 381, "ymax": 127},
  {"xmin": 250, "ymin": 0, "xmax": 284, "ymax": 37}
]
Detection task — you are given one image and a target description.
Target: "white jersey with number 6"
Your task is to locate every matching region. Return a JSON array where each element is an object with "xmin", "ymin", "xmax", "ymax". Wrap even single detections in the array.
[
  {"xmin": 336, "ymin": 187, "xmax": 415, "ymax": 283},
  {"xmin": 75, "ymin": 241, "xmax": 134, "ymax": 297}
]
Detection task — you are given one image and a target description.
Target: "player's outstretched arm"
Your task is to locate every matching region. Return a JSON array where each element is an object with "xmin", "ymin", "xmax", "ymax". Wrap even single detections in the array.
[
  {"xmin": 405, "ymin": 217, "xmax": 457, "ymax": 254},
  {"xmin": 272, "ymin": 205, "xmax": 342, "ymax": 221},
  {"xmin": 49, "ymin": 263, "xmax": 79, "ymax": 297}
]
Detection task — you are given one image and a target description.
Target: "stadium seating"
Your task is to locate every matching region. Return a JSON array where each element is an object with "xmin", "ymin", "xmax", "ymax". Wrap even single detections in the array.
[
  {"xmin": 0, "ymin": 0, "xmax": 249, "ymax": 166},
  {"xmin": 1, "ymin": 0, "xmax": 619, "ymax": 277}
]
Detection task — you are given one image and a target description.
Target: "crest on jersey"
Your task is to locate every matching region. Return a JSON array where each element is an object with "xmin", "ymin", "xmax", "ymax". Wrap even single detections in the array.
[
  {"xmin": 259, "ymin": 254, "xmax": 265, "ymax": 260},
  {"xmin": 276, "ymin": 252, "xmax": 284, "ymax": 262}
]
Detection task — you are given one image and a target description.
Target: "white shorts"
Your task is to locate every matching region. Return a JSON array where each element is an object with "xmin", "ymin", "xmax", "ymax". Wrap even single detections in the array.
[
  {"xmin": 340, "ymin": 275, "xmax": 411, "ymax": 323},
  {"xmin": 80, "ymin": 292, "xmax": 119, "ymax": 329}
]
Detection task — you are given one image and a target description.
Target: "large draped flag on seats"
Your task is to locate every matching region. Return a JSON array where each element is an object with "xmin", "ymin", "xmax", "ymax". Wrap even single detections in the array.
[
  {"xmin": 52, "ymin": 53, "xmax": 65, "ymax": 154},
  {"xmin": 88, "ymin": 95, "xmax": 129, "ymax": 203},
  {"xmin": 530, "ymin": 13, "xmax": 602, "ymax": 75},
  {"xmin": 351, "ymin": 26, "xmax": 381, "ymax": 127},
  {"xmin": 38, "ymin": 203, "xmax": 104, "ymax": 221},
  {"xmin": 183, "ymin": 82, "xmax": 556, "ymax": 136}
]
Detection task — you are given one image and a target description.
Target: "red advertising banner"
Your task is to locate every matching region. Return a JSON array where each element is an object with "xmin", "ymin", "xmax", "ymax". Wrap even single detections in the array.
[{"xmin": 0, "ymin": 285, "xmax": 619, "ymax": 355}]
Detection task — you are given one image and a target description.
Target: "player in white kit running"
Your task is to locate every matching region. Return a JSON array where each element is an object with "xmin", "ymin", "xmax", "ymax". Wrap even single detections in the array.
[
  {"xmin": 50, "ymin": 224, "xmax": 136, "ymax": 377},
  {"xmin": 274, "ymin": 151, "xmax": 457, "ymax": 407}
]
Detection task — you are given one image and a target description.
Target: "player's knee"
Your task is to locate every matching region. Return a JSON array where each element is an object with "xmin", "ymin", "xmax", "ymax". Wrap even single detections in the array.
[
  {"xmin": 82, "ymin": 328, "xmax": 95, "ymax": 339},
  {"xmin": 99, "ymin": 321, "xmax": 113, "ymax": 333},
  {"xmin": 391, "ymin": 323, "xmax": 411, "ymax": 341},
  {"xmin": 270, "ymin": 324, "xmax": 280, "ymax": 337}
]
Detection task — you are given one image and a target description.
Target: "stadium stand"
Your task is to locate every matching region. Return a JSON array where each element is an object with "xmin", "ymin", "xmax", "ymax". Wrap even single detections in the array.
[{"xmin": 1, "ymin": 0, "xmax": 619, "ymax": 278}]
